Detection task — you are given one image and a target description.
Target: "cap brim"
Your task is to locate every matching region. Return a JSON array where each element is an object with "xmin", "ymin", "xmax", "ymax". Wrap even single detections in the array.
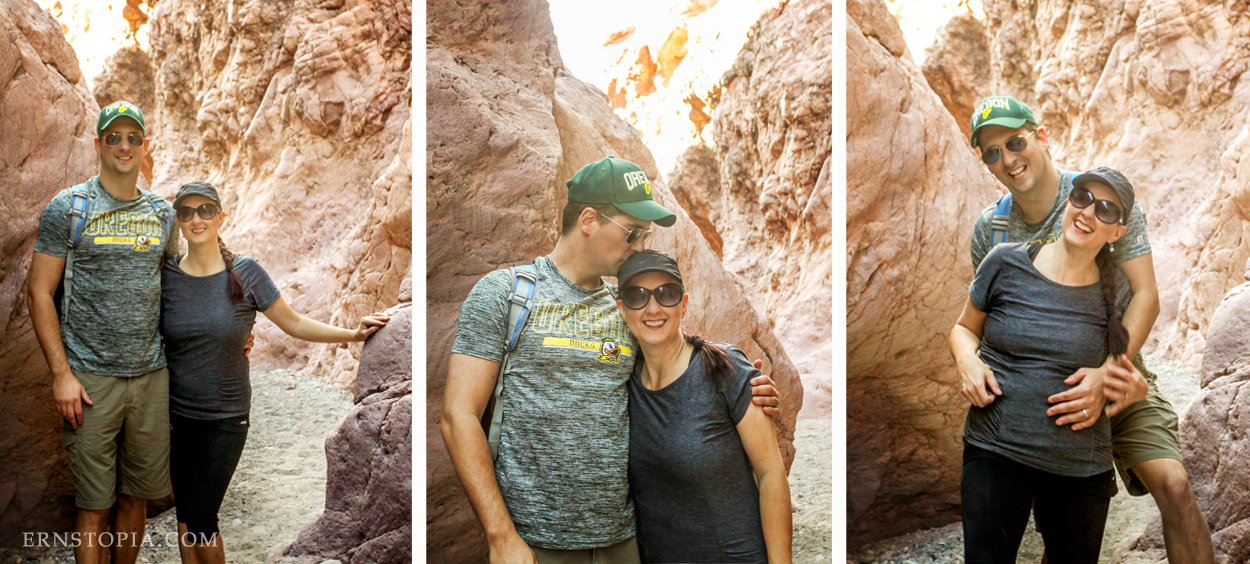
[
  {"xmin": 614, "ymin": 200, "xmax": 677, "ymax": 227},
  {"xmin": 970, "ymin": 117, "xmax": 1028, "ymax": 147}
]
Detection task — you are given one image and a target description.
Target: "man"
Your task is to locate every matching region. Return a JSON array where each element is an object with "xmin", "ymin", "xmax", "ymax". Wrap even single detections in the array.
[
  {"xmin": 28, "ymin": 101, "xmax": 178, "ymax": 564},
  {"xmin": 962, "ymin": 96, "xmax": 1213, "ymax": 563},
  {"xmin": 440, "ymin": 156, "xmax": 779, "ymax": 564}
]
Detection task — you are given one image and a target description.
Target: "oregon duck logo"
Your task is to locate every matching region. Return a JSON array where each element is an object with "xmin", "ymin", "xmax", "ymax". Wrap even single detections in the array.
[
  {"xmin": 981, "ymin": 107, "xmax": 992, "ymax": 119},
  {"xmin": 597, "ymin": 338, "xmax": 622, "ymax": 363},
  {"xmin": 132, "ymin": 234, "xmax": 151, "ymax": 251}
]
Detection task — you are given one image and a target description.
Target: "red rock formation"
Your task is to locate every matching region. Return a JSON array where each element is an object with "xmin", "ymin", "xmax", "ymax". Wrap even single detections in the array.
[
  {"xmin": 426, "ymin": 0, "xmax": 802, "ymax": 560},
  {"xmin": 92, "ymin": 44, "xmax": 155, "ymax": 183},
  {"xmin": 657, "ymin": 27, "xmax": 689, "ymax": 81},
  {"xmin": 146, "ymin": 0, "xmax": 412, "ymax": 385},
  {"xmin": 268, "ymin": 304, "xmax": 412, "ymax": 564},
  {"xmin": 0, "ymin": 0, "xmax": 100, "ymax": 542},
  {"xmin": 629, "ymin": 45, "xmax": 659, "ymax": 97},
  {"xmin": 847, "ymin": 0, "xmax": 1002, "ymax": 547},
  {"xmin": 921, "ymin": 12, "xmax": 991, "ymax": 140}
]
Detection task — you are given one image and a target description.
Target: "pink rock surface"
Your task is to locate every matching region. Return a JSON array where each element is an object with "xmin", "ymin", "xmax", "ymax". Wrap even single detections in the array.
[
  {"xmin": 847, "ymin": 0, "xmax": 1003, "ymax": 547},
  {"xmin": 426, "ymin": 1, "xmax": 802, "ymax": 560},
  {"xmin": 0, "ymin": 0, "xmax": 100, "ymax": 542}
]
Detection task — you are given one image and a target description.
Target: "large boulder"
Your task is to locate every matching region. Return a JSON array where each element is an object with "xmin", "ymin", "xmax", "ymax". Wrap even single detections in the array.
[
  {"xmin": 920, "ymin": 12, "xmax": 991, "ymax": 140},
  {"xmin": 147, "ymin": 0, "xmax": 412, "ymax": 384},
  {"xmin": 267, "ymin": 303, "xmax": 412, "ymax": 564},
  {"xmin": 426, "ymin": 1, "xmax": 802, "ymax": 561},
  {"xmin": 846, "ymin": 0, "xmax": 1003, "ymax": 548},
  {"xmin": 0, "ymin": 0, "xmax": 100, "ymax": 543}
]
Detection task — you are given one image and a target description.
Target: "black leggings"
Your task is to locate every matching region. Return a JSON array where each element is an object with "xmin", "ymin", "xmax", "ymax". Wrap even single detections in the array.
[
  {"xmin": 170, "ymin": 413, "xmax": 249, "ymax": 537},
  {"xmin": 961, "ymin": 442, "xmax": 1116, "ymax": 564}
]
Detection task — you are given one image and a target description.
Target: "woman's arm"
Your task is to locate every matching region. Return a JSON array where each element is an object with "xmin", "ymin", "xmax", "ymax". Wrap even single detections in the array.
[
  {"xmin": 737, "ymin": 402, "xmax": 792, "ymax": 564},
  {"xmin": 951, "ymin": 296, "xmax": 999, "ymax": 407},
  {"xmin": 260, "ymin": 296, "xmax": 387, "ymax": 343}
]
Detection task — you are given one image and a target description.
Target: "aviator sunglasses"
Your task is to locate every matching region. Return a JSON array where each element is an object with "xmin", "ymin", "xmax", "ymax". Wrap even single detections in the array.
[
  {"xmin": 175, "ymin": 203, "xmax": 221, "ymax": 222},
  {"xmin": 103, "ymin": 132, "xmax": 146, "ymax": 147},
  {"xmin": 1068, "ymin": 186, "xmax": 1125, "ymax": 225},
  {"xmin": 980, "ymin": 129, "xmax": 1037, "ymax": 166},
  {"xmin": 620, "ymin": 283, "xmax": 684, "ymax": 310},
  {"xmin": 599, "ymin": 212, "xmax": 653, "ymax": 244}
]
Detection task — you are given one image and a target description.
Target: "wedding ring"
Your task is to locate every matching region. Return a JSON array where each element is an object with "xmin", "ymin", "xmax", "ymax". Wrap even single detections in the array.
[{"xmin": 1082, "ymin": 409, "xmax": 1090, "ymax": 420}]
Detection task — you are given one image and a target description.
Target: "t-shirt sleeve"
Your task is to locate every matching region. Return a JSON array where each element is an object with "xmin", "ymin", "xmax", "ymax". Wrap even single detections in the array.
[
  {"xmin": 162, "ymin": 200, "xmax": 181, "ymax": 261},
  {"xmin": 33, "ymin": 190, "xmax": 74, "ymax": 258},
  {"xmin": 1112, "ymin": 198, "xmax": 1151, "ymax": 265},
  {"xmin": 716, "ymin": 344, "xmax": 761, "ymax": 426},
  {"xmin": 969, "ymin": 203, "xmax": 996, "ymax": 272},
  {"xmin": 235, "ymin": 256, "xmax": 282, "ymax": 311},
  {"xmin": 450, "ymin": 269, "xmax": 514, "ymax": 364},
  {"xmin": 969, "ymin": 244, "xmax": 1009, "ymax": 313}
]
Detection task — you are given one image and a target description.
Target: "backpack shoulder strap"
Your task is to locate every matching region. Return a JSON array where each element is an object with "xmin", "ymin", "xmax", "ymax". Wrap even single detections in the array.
[
  {"xmin": 990, "ymin": 193, "xmax": 1012, "ymax": 246},
  {"xmin": 141, "ymin": 190, "xmax": 174, "ymax": 243},
  {"xmin": 60, "ymin": 184, "xmax": 92, "ymax": 322},
  {"xmin": 484, "ymin": 261, "xmax": 539, "ymax": 460}
]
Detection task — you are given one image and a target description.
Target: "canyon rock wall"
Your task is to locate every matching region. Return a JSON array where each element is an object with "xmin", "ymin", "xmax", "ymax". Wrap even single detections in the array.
[
  {"xmin": 426, "ymin": 1, "xmax": 803, "ymax": 561},
  {"xmin": 846, "ymin": 0, "xmax": 1004, "ymax": 548},
  {"xmin": 268, "ymin": 303, "xmax": 412, "ymax": 564},
  {"xmin": 147, "ymin": 0, "xmax": 412, "ymax": 385},
  {"xmin": 0, "ymin": 0, "xmax": 100, "ymax": 542},
  {"xmin": 921, "ymin": 12, "xmax": 991, "ymax": 140},
  {"xmin": 680, "ymin": 0, "xmax": 832, "ymax": 419},
  {"xmin": 928, "ymin": 0, "xmax": 1250, "ymax": 369}
]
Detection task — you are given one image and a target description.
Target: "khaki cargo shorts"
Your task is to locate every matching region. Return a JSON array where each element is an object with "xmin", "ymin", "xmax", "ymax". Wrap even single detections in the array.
[
  {"xmin": 1110, "ymin": 359, "xmax": 1182, "ymax": 497},
  {"xmin": 531, "ymin": 537, "xmax": 640, "ymax": 564},
  {"xmin": 63, "ymin": 367, "xmax": 171, "ymax": 510}
]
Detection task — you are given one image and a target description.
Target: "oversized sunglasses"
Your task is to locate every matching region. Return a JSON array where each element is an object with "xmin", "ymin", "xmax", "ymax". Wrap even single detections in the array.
[
  {"xmin": 980, "ymin": 129, "xmax": 1037, "ymax": 166},
  {"xmin": 103, "ymin": 132, "xmax": 145, "ymax": 147},
  {"xmin": 620, "ymin": 283, "xmax": 684, "ymax": 310},
  {"xmin": 1068, "ymin": 186, "xmax": 1125, "ymax": 225},
  {"xmin": 175, "ymin": 203, "xmax": 221, "ymax": 222},
  {"xmin": 599, "ymin": 212, "xmax": 653, "ymax": 244}
]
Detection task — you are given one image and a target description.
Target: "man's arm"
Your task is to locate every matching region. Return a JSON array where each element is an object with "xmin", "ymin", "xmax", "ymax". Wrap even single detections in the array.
[
  {"xmin": 439, "ymin": 353, "xmax": 536, "ymax": 564},
  {"xmin": 1048, "ymin": 253, "xmax": 1158, "ymax": 427},
  {"xmin": 27, "ymin": 251, "xmax": 92, "ymax": 429}
]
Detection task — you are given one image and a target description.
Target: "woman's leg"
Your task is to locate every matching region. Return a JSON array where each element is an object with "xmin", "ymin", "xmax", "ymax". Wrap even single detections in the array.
[
  {"xmin": 1032, "ymin": 469, "xmax": 1115, "ymax": 564},
  {"xmin": 170, "ymin": 413, "xmax": 249, "ymax": 564},
  {"xmin": 961, "ymin": 443, "xmax": 1034, "ymax": 564}
]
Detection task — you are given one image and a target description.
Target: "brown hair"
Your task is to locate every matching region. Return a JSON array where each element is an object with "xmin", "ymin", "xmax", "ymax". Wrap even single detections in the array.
[
  {"xmin": 217, "ymin": 236, "xmax": 245, "ymax": 303},
  {"xmin": 1095, "ymin": 246, "xmax": 1129, "ymax": 357},
  {"xmin": 560, "ymin": 201, "xmax": 618, "ymax": 235}
]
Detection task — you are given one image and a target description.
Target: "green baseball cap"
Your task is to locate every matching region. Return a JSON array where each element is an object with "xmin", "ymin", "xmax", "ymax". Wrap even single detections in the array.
[
  {"xmin": 567, "ymin": 156, "xmax": 677, "ymax": 227},
  {"xmin": 969, "ymin": 96, "xmax": 1036, "ymax": 148},
  {"xmin": 97, "ymin": 100, "xmax": 146, "ymax": 135}
]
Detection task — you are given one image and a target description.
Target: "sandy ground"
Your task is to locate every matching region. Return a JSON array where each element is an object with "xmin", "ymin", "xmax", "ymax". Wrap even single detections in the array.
[
  {"xmin": 848, "ymin": 354, "xmax": 1203, "ymax": 563},
  {"xmin": 792, "ymin": 417, "xmax": 834, "ymax": 564},
  {"xmin": 0, "ymin": 370, "xmax": 352, "ymax": 563}
]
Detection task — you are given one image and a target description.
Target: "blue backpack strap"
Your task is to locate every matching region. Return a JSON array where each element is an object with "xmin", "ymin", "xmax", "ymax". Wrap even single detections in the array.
[
  {"xmin": 990, "ymin": 193, "xmax": 1012, "ymax": 246},
  {"xmin": 142, "ymin": 190, "xmax": 173, "ymax": 245},
  {"xmin": 60, "ymin": 184, "xmax": 92, "ymax": 322},
  {"xmin": 484, "ymin": 261, "xmax": 539, "ymax": 460}
]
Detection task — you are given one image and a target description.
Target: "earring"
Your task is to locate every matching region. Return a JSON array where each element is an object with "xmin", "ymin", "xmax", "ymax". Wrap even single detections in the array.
[{"xmin": 1109, "ymin": 242, "xmax": 1116, "ymax": 253}]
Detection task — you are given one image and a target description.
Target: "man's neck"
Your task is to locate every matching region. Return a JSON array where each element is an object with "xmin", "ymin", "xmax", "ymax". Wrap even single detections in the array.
[
  {"xmin": 1014, "ymin": 165, "xmax": 1062, "ymax": 224},
  {"xmin": 547, "ymin": 241, "xmax": 604, "ymax": 289},
  {"xmin": 97, "ymin": 171, "xmax": 141, "ymax": 200}
]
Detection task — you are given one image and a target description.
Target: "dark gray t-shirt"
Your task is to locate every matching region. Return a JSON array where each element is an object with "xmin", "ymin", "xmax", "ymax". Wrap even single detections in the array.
[
  {"xmin": 628, "ymin": 344, "xmax": 766, "ymax": 564},
  {"xmin": 33, "ymin": 176, "xmax": 178, "ymax": 376},
  {"xmin": 160, "ymin": 255, "xmax": 281, "ymax": 419},
  {"xmin": 451, "ymin": 256, "xmax": 637, "ymax": 549},
  {"xmin": 964, "ymin": 243, "xmax": 1113, "ymax": 477}
]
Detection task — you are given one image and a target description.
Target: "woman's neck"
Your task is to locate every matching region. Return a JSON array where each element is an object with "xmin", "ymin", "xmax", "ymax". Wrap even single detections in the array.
[
  {"xmin": 1035, "ymin": 238, "xmax": 1101, "ymax": 286},
  {"xmin": 179, "ymin": 240, "xmax": 227, "ymax": 276},
  {"xmin": 639, "ymin": 337, "xmax": 694, "ymax": 391}
]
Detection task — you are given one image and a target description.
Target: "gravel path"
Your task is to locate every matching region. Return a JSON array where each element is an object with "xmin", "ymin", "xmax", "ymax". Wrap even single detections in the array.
[
  {"xmin": 0, "ymin": 370, "xmax": 352, "ymax": 563},
  {"xmin": 848, "ymin": 354, "xmax": 1202, "ymax": 563},
  {"xmin": 793, "ymin": 417, "xmax": 833, "ymax": 564}
]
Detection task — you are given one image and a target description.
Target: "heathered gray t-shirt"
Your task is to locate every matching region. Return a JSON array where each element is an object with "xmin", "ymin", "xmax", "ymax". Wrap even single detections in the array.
[
  {"xmin": 970, "ymin": 168, "xmax": 1151, "ymax": 317},
  {"xmin": 33, "ymin": 177, "xmax": 179, "ymax": 377},
  {"xmin": 964, "ymin": 243, "xmax": 1114, "ymax": 478},
  {"xmin": 451, "ymin": 256, "xmax": 637, "ymax": 549},
  {"xmin": 628, "ymin": 344, "xmax": 767, "ymax": 564},
  {"xmin": 161, "ymin": 255, "xmax": 281, "ymax": 420}
]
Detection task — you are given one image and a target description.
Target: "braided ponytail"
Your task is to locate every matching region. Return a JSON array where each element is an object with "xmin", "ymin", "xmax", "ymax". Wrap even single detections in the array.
[
  {"xmin": 1095, "ymin": 245, "xmax": 1129, "ymax": 357},
  {"xmin": 684, "ymin": 333, "xmax": 731, "ymax": 382},
  {"xmin": 218, "ymin": 235, "xmax": 245, "ymax": 303}
]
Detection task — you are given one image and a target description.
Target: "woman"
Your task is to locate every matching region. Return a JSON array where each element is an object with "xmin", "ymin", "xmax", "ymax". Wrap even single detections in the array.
[
  {"xmin": 949, "ymin": 167, "xmax": 1139, "ymax": 563},
  {"xmin": 160, "ymin": 181, "xmax": 387, "ymax": 564},
  {"xmin": 615, "ymin": 249, "xmax": 792, "ymax": 564}
]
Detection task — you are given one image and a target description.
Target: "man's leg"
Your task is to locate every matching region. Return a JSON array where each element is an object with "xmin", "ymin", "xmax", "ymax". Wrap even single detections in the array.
[
  {"xmin": 74, "ymin": 508, "xmax": 110, "ymax": 564},
  {"xmin": 110, "ymin": 494, "xmax": 146, "ymax": 564},
  {"xmin": 1133, "ymin": 458, "xmax": 1214, "ymax": 564}
]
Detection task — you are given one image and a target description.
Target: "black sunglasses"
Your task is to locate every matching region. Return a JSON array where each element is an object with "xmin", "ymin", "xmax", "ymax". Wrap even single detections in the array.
[
  {"xmin": 599, "ymin": 212, "xmax": 653, "ymax": 244},
  {"xmin": 1068, "ymin": 186, "xmax": 1125, "ymax": 225},
  {"xmin": 980, "ymin": 129, "xmax": 1037, "ymax": 166},
  {"xmin": 175, "ymin": 203, "xmax": 221, "ymax": 222},
  {"xmin": 103, "ymin": 132, "xmax": 145, "ymax": 147},
  {"xmin": 621, "ymin": 283, "xmax": 684, "ymax": 310}
]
